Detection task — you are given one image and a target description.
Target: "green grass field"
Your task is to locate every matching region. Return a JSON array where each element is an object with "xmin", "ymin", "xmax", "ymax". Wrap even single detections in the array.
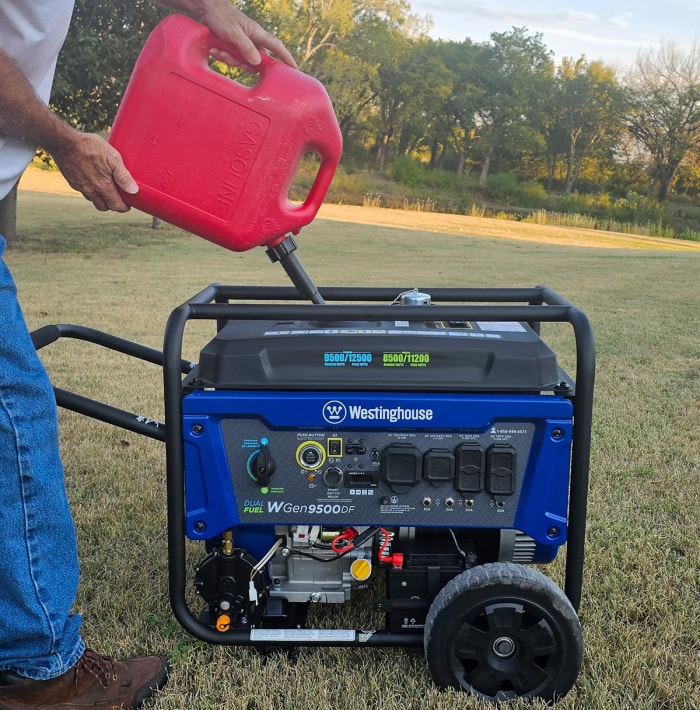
[{"xmin": 6, "ymin": 188, "xmax": 700, "ymax": 709}]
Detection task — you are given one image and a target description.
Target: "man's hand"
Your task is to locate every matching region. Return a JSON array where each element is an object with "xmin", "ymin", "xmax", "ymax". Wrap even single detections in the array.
[
  {"xmin": 51, "ymin": 132, "xmax": 138, "ymax": 213},
  {"xmin": 160, "ymin": 0, "xmax": 297, "ymax": 69}
]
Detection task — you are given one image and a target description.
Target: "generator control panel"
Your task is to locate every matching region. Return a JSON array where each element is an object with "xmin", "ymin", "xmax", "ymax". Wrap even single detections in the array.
[{"xmin": 182, "ymin": 390, "xmax": 573, "ymax": 547}]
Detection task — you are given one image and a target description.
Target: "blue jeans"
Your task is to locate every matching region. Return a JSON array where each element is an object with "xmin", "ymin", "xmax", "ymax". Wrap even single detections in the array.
[{"xmin": 0, "ymin": 236, "xmax": 84, "ymax": 680}]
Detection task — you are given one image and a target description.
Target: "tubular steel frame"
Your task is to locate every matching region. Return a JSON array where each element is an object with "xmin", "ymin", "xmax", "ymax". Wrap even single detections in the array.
[{"xmin": 33, "ymin": 283, "xmax": 594, "ymax": 650}]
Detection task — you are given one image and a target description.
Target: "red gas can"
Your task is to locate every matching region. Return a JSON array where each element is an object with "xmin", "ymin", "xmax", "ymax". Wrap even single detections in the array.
[{"xmin": 108, "ymin": 14, "xmax": 342, "ymax": 252}]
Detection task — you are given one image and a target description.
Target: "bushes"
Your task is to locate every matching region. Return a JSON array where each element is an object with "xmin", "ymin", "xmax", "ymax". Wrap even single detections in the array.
[
  {"xmin": 392, "ymin": 156, "xmax": 423, "ymax": 187},
  {"xmin": 514, "ymin": 180, "xmax": 549, "ymax": 208},
  {"xmin": 328, "ymin": 158, "xmax": 695, "ymax": 241},
  {"xmin": 393, "ymin": 156, "xmax": 481, "ymax": 194},
  {"xmin": 486, "ymin": 171, "xmax": 519, "ymax": 201},
  {"xmin": 486, "ymin": 172, "xmax": 548, "ymax": 208},
  {"xmin": 553, "ymin": 191, "xmax": 666, "ymax": 224}
]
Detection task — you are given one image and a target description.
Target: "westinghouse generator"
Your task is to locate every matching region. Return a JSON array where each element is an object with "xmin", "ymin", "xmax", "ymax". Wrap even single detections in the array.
[{"xmin": 32, "ymin": 238, "xmax": 595, "ymax": 704}]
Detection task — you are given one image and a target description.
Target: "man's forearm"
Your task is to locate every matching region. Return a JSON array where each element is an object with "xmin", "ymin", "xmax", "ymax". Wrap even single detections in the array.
[
  {"xmin": 0, "ymin": 46, "xmax": 135, "ymax": 212},
  {"xmin": 0, "ymin": 47, "xmax": 78, "ymax": 153}
]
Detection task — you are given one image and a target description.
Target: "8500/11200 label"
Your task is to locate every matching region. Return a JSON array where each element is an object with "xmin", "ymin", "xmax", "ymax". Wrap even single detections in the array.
[{"xmin": 383, "ymin": 351, "xmax": 430, "ymax": 367}]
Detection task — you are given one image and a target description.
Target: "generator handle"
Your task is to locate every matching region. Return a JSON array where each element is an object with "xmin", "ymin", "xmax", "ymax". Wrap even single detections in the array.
[{"xmin": 31, "ymin": 323, "xmax": 194, "ymax": 442}]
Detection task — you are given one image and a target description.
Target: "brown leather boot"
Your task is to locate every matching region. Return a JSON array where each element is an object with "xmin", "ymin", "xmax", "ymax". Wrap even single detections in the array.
[{"xmin": 0, "ymin": 649, "xmax": 169, "ymax": 709}]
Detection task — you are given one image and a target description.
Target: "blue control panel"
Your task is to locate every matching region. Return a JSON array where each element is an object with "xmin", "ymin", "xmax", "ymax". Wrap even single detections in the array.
[{"xmin": 182, "ymin": 390, "xmax": 573, "ymax": 550}]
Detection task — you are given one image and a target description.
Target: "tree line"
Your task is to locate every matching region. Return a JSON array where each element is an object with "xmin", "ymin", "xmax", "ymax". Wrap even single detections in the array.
[{"xmin": 44, "ymin": 0, "xmax": 700, "ymax": 204}]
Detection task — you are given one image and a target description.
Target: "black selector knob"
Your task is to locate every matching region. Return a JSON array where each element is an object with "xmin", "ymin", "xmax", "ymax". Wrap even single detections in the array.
[{"xmin": 252, "ymin": 443, "xmax": 275, "ymax": 488}]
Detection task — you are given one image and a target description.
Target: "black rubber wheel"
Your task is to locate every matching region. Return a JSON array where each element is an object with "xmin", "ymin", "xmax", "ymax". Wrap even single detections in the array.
[{"xmin": 424, "ymin": 562, "xmax": 583, "ymax": 704}]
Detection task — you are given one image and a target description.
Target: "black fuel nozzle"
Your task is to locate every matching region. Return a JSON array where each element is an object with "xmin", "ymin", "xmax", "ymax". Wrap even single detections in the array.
[{"xmin": 266, "ymin": 235, "xmax": 325, "ymax": 304}]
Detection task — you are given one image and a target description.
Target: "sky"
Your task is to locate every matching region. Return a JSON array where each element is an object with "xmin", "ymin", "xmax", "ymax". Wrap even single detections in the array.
[{"xmin": 410, "ymin": 1, "xmax": 699, "ymax": 70}]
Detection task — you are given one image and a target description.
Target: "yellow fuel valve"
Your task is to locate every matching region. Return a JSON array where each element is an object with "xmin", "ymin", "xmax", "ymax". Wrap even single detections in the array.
[{"xmin": 350, "ymin": 557, "xmax": 372, "ymax": 582}]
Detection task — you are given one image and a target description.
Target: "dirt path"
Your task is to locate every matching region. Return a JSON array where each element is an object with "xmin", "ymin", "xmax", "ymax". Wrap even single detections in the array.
[
  {"xmin": 316, "ymin": 203, "xmax": 700, "ymax": 250},
  {"xmin": 19, "ymin": 163, "xmax": 700, "ymax": 251},
  {"xmin": 18, "ymin": 163, "xmax": 80, "ymax": 196}
]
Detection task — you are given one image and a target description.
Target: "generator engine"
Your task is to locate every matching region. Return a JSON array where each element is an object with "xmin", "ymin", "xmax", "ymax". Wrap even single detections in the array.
[{"xmin": 193, "ymin": 521, "xmax": 547, "ymax": 635}]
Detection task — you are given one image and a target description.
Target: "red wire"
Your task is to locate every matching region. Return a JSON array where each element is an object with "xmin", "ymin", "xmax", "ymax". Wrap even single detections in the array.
[
  {"xmin": 378, "ymin": 527, "xmax": 391, "ymax": 562},
  {"xmin": 331, "ymin": 528, "xmax": 357, "ymax": 554}
]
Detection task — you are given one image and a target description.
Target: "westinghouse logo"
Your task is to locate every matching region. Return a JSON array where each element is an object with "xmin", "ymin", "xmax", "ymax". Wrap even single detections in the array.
[
  {"xmin": 322, "ymin": 400, "xmax": 348, "ymax": 424},
  {"xmin": 322, "ymin": 400, "xmax": 434, "ymax": 424}
]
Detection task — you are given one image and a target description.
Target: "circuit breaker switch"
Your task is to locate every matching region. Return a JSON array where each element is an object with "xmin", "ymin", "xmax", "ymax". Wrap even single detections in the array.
[{"xmin": 327, "ymin": 438, "xmax": 343, "ymax": 457}]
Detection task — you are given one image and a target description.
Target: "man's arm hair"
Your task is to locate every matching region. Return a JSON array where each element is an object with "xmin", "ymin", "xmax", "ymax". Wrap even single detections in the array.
[
  {"xmin": 0, "ymin": 47, "xmax": 76, "ymax": 152},
  {"xmin": 0, "ymin": 48, "xmax": 136, "ymax": 212}
]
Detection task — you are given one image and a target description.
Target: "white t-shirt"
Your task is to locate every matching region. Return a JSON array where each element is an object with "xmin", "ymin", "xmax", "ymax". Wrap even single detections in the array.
[{"xmin": 0, "ymin": 0, "xmax": 75, "ymax": 199}]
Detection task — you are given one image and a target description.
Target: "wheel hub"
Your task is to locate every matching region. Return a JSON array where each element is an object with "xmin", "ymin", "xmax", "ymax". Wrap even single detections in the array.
[{"xmin": 492, "ymin": 636, "xmax": 517, "ymax": 659}]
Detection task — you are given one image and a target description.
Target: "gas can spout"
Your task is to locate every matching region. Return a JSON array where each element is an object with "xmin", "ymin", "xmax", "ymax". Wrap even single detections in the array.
[{"xmin": 266, "ymin": 235, "xmax": 325, "ymax": 304}]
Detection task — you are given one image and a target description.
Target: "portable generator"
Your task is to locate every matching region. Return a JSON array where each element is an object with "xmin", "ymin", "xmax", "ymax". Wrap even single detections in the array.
[{"xmin": 32, "ymin": 237, "xmax": 594, "ymax": 704}]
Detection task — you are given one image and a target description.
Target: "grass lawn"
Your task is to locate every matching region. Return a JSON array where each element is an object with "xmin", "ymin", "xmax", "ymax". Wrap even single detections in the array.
[{"xmin": 5, "ymin": 175, "xmax": 700, "ymax": 709}]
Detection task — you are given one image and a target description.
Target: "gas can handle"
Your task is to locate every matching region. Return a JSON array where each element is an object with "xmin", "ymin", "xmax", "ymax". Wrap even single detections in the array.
[
  {"xmin": 194, "ymin": 21, "xmax": 277, "ymax": 78},
  {"xmin": 286, "ymin": 144, "xmax": 340, "ymax": 225},
  {"xmin": 180, "ymin": 16, "xmax": 341, "ymax": 236}
]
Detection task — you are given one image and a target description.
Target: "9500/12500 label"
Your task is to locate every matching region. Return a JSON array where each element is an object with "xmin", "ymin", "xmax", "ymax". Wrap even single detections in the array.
[
  {"xmin": 382, "ymin": 351, "xmax": 430, "ymax": 367},
  {"xmin": 322, "ymin": 351, "xmax": 431, "ymax": 367},
  {"xmin": 324, "ymin": 351, "xmax": 372, "ymax": 366}
]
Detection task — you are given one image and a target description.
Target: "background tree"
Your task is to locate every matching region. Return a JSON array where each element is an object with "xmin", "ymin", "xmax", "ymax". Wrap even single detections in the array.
[
  {"xmin": 316, "ymin": 46, "xmax": 378, "ymax": 142},
  {"xmin": 471, "ymin": 28, "xmax": 554, "ymax": 185},
  {"xmin": 394, "ymin": 39, "xmax": 454, "ymax": 161},
  {"xmin": 430, "ymin": 39, "xmax": 482, "ymax": 173},
  {"xmin": 313, "ymin": 7, "xmax": 406, "ymax": 148},
  {"xmin": 371, "ymin": 31, "xmax": 414, "ymax": 171},
  {"xmin": 547, "ymin": 57, "xmax": 626, "ymax": 193},
  {"xmin": 246, "ymin": 0, "xmax": 356, "ymax": 71},
  {"xmin": 243, "ymin": 0, "xmax": 414, "ymax": 165},
  {"xmin": 52, "ymin": 0, "xmax": 169, "ymax": 132},
  {"xmin": 245, "ymin": 0, "xmax": 411, "ymax": 71},
  {"xmin": 625, "ymin": 41, "xmax": 700, "ymax": 201}
]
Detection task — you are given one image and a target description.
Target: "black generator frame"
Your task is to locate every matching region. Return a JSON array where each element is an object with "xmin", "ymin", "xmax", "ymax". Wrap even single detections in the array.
[{"xmin": 32, "ymin": 283, "xmax": 595, "ymax": 649}]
